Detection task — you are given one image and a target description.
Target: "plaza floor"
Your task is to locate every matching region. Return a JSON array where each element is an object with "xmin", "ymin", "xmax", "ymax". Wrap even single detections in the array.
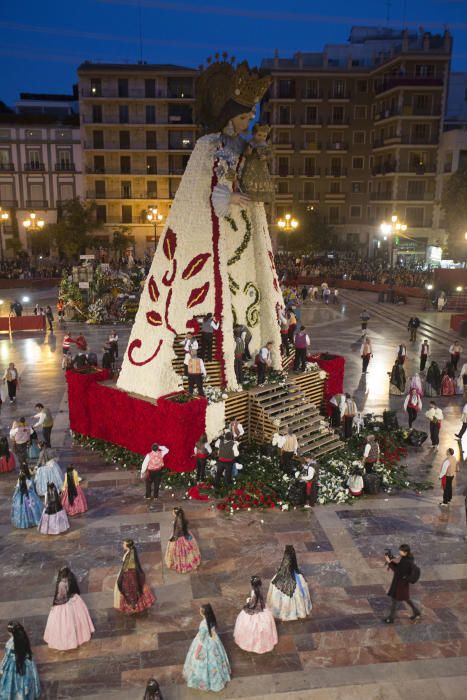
[{"xmin": 0, "ymin": 288, "xmax": 465, "ymax": 700}]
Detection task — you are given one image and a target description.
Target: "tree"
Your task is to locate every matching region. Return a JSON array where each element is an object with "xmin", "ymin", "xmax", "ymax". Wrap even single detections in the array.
[
  {"xmin": 47, "ymin": 199, "xmax": 99, "ymax": 259},
  {"xmin": 278, "ymin": 209, "xmax": 337, "ymax": 253},
  {"xmin": 441, "ymin": 168, "xmax": 467, "ymax": 258},
  {"xmin": 110, "ymin": 226, "xmax": 134, "ymax": 259}
]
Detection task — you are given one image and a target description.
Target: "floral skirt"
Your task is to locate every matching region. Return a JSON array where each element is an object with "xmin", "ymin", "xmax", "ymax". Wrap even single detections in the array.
[
  {"xmin": 233, "ymin": 607, "xmax": 278, "ymax": 654},
  {"xmin": 44, "ymin": 594, "xmax": 95, "ymax": 650},
  {"xmin": 61, "ymin": 485, "xmax": 88, "ymax": 516},
  {"xmin": 266, "ymin": 575, "xmax": 313, "ymax": 621},
  {"xmin": 38, "ymin": 509, "xmax": 70, "ymax": 535},
  {"xmin": 113, "ymin": 577, "xmax": 156, "ymax": 614},
  {"xmin": 165, "ymin": 533, "xmax": 201, "ymax": 574}
]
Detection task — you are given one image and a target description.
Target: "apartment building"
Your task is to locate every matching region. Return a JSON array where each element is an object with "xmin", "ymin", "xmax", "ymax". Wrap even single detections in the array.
[
  {"xmin": 0, "ymin": 93, "xmax": 82, "ymax": 253},
  {"xmin": 78, "ymin": 62, "xmax": 198, "ymax": 256},
  {"xmin": 261, "ymin": 26, "xmax": 452, "ymax": 259}
]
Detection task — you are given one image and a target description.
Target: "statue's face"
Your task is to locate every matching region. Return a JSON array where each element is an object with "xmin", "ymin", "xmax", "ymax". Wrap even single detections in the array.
[{"xmin": 232, "ymin": 110, "xmax": 255, "ymax": 134}]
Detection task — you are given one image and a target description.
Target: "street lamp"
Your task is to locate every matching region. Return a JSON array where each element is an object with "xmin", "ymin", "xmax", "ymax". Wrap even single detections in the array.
[
  {"xmin": 277, "ymin": 213, "xmax": 299, "ymax": 252},
  {"xmin": 23, "ymin": 212, "xmax": 45, "ymax": 256},
  {"xmin": 380, "ymin": 214, "xmax": 407, "ymax": 268},
  {"xmin": 0, "ymin": 207, "xmax": 9, "ymax": 263},
  {"xmin": 146, "ymin": 206, "xmax": 164, "ymax": 249}
]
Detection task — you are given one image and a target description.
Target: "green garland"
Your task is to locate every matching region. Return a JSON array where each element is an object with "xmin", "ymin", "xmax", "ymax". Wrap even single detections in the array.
[
  {"xmin": 228, "ymin": 274, "xmax": 240, "ymax": 296},
  {"xmin": 227, "ymin": 209, "xmax": 252, "ymax": 266},
  {"xmin": 244, "ymin": 281, "xmax": 261, "ymax": 327}
]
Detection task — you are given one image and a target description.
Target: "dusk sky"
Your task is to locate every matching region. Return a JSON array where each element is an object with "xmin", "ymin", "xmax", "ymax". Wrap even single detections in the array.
[{"xmin": 1, "ymin": 0, "xmax": 466, "ymax": 104}]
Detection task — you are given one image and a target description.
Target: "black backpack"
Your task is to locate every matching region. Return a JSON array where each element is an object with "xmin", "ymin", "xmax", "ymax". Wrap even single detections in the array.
[{"xmin": 408, "ymin": 562, "xmax": 420, "ymax": 584}]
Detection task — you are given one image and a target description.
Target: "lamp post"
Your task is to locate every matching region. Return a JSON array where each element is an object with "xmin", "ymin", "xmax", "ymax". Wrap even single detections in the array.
[
  {"xmin": 277, "ymin": 213, "xmax": 299, "ymax": 253},
  {"xmin": 380, "ymin": 214, "xmax": 407, "ymax": 269},
  {"xmin": 0, "ymin": 207, "xmax": 9, "ymax": 263},
  {"xmin": 146, "ymin": 206, "xmax": 164, "ymax": 249},
  {"xmin": 23, "ymin": 211, "xmax": 45, "ymax": 256}
]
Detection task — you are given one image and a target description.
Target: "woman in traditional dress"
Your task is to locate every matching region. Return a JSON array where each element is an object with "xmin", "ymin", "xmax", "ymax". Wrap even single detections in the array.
[
  {"xmin": 44, "ymin": 567, "xmax": 94, "ymax": 651},
  {"xmin": 38, "ymin": 482, "xmax": 70, "ymax": 535},
  {"xmin": 116, "ymin": 58, "xmax": 283, "ymax": 403},
  {"xmin": 0, "ymin": 621, "xmax": 41, "ymax": 700},
  {"xmin": 183, "ymin": 603, "xmax": 231, "ymax": 692},
  {"xmin": 233, "ymin": 575, "xmax": 278, "ymax": 654},
  {"xmin": 61, "ymin": 465, "xmax": 88, "ymax": 516},
  {"xmin": 0, "ymin": 437, "xmax": 16, "ymax": 473},
  {"xmin": 266, "ymin": 545, "xmax": 312, "ymax": 621},
  {"xmin": 388, "ymin": 360, "xmax": 406, "ymax": 395},
  {"xmin": 34, "ymin": 442, "xmax": 63, "ymax": 496},
  {"xmin": 11, "ymin": 471, "xmax": 43, "ymax": 529},
  {"xmin": 114, "ymin": 539, "xmax": 156, "ymax": 614},
  {"xmin": 440, "ymin": 361, "xmax": 456, "ymax": 396},
  {"xmin": 164, "ymin": 507, "xmax": 201, "ymax": 574},
  {"xmin": 425, "ymin": 361, "xmax": 441, "ymax": 397}
]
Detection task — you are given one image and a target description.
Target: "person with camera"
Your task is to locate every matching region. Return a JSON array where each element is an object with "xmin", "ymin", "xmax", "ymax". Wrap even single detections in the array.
[{"xmin": 383, "ymin": 544, "xmax": 421, "ymax": 624}]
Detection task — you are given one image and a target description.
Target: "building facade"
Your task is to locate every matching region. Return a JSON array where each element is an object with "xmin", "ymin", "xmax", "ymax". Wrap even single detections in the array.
[
  {"xmin": 77, "ymin": 62, "xmax": 198, "ymax": 256},
  {"xmin": 261, "ymin": 27, "xmax": 452, "ymax": 260},
  {"xmin": 0, "ymin": 92, "xmax": 82, "ymax": 254}
]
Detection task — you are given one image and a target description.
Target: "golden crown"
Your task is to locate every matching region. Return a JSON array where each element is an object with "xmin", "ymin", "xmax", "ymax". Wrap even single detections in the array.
[{"xmin": 232, "ymin": 62, "xmax": 271, "ymax": 107}]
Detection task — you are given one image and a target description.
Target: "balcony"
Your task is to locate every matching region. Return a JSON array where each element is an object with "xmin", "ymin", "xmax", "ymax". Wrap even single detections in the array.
[
  {"xmin": 327, "ymin": 117, "xmax": 350, "ymax": 126},
  {"xmin": 325, "ymin": 192, "xmax": 346, "ymax": 200},
  {"xmin": 326, "ymin": 142, "xmax": 348, "ymax": 151},
  {"xmin": 55, "ymin": 163, "xmax": 76, "ymax": 172},
  {"xmin": 274, "ymin": 142, "xmax": 294, "ymax": 150},
  {"xmin": 301, "ymin": 142, "xmax": 322, "ymax": 151},
  {"xmin": 325, "ymin": 168, "xmax": 347, "ymax": 177},
  {"xmin": 405, "ymin": 163, "xmax": 436, "ymax": 175},
  {"xmin": 372, "ymin": 162, "xmax": 397, "ymax": 175},
  {"xmin": 372, "ymin": 135, "xmax": 438, "ymax": 148},
  {"xmin": 0, "ymin": 163, "xmax": 14, "ymax": 171},
  {"xmin": 302, "ymin": 118, "xmax": 323, "ymax": 126},
  {"xmin": 301, "ymin": 168, "xmax": 321, "ymax": 177},
  {"xmin": 82, "ymin": 89, "xmax": 194, "ymax": 100},
  {"xmin": 400, "ymin": 192, "xmax": 435, "ymax": 201},
  {"xmin": 87, "ymin": 191, "xmax": 171, "ymax": 200},
  {"xmin": 0, "ymin": 200, "xmax": 18, "ymax": 207},
  {"xmin": 24, "ymin": 163, "xmax": 45, "ymax": 171},
  {"xmin": 302, "ymin": 90, "xmax": 323, "ymax": 100},
  {"xmin": 26, "ymin": 200, "xmax": 48, "ymax": 208},
  {"xmin": 370, "ymin": 192, "xmax": 394, "ymax": 201},
  {"xmin": 374, "ymin": 77, "xmax": 443, "ymax": 95},
  {"xmin": 81, "ymin": 115, "xmax": 194, "ymax": 125},
  {"xmin": 328, "ymin": 90, "xmax": 351, "ymax": 100}
]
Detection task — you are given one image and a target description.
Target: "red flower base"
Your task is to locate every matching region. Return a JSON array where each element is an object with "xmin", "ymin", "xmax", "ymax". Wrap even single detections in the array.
[
  {"xmin": 186, "ymin": 483, "xmax": 213, "ymax": 501},
  {"xmin": 217, "ymin": 482, "xmax": 279, "ymax": 511}
]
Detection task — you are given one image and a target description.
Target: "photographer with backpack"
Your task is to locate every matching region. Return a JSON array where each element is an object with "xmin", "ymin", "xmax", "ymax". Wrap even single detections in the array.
[{"xmin": 383, "ymin": 544, "xmax": 421, "ymax": 624}]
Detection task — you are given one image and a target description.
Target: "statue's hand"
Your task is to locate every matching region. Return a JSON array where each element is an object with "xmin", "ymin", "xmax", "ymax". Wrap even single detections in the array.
[{"xmin": 231, "ymin": 192, "xmax": 250, "ymax": 207}]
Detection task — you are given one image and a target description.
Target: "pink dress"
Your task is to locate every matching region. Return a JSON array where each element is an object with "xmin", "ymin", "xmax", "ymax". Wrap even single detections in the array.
[
  {"xmin": 164, "ymin": 532, "xmax": 201, "ymax": 574},
  {"xmin": 44, "ymin": 583, "xmax": 94, "ymax": 650},
  {"xmin": 233, "ymin": 594, "xmax": 278, "ymax": 654},
  {"xmin": 61, "ymin": 470, "xmax": 88, "ymax": 516}
]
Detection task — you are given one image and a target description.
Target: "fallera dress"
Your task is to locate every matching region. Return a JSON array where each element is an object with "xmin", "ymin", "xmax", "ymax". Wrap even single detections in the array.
[
  {"xmin": 183, "ymin": 619, "xmax": 231, "ymax": 692},
  {"xmin": 0, "ymin": 452, "xmax": 16, "ymax": 473},
  {"xmin": 113, "ymin": 549, "xmax": 156, "ymax": 614},
  {"xmin": 0, "ymin": 637, "xmax": 41, "ymax": 700},
  {"xmin": 233, "ymin": 592, "xmax": 278, "ymax": 654},
  {"xmin": 34, "ymin": 459, "xmax": 63, "ymax": 497},
  {"xmin": 165, "ymin": 529, "xmax": 201, "ymax": 574},
  {"xmin": 38, "ymin": 490, "xmax": 70, "ymax": 535},
  {"xmin": 44, "ymin": 580, "xmax": 95, "ymax": 651},
  {"xmin": 11, "ymin": 479, "xmax": 43, "ymax": 529},
  {"xmin": 267, "ymin": 571, "xmax": 313, "ymax": 621},
  {"xmin": 61, "ymin": 469, "xmax": 88, "ymax": 516}
]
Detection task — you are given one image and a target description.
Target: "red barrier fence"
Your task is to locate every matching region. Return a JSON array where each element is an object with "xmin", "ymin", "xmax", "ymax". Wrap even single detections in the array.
[
  {"xmin": 296, "ymin": 277, "xmax": 427, "ymax": 299},
  {"xmin": 0, "ymin": 315, "xmax": 45, "ymax": 332},
  {"xmin": 0, "ymin": 278, "xmax": 60, "ymax": 290}
]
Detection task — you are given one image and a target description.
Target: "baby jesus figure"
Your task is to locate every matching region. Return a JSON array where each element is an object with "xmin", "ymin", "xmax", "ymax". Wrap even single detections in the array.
[{"xmin": 240, "ymin": 124, "xmax": 275, "ymax": 202}]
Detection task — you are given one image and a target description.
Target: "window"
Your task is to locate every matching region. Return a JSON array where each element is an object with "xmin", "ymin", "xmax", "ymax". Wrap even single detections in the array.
[
  {"xmin": 118, "ymin": 78, "xmax": 128, "ymax": 97},
  {"xmin": 276, "ymin": 131, "xmax": 291, "ymax": 145},
  {"xmin": 412, "ymin": 123, "xmax": 429, "ymax": 143},
  {"xmin": 405, "ymin": 207, "xmax": 424, "ymax": 226},
  {"xmin": 353, "ymin": 131, "xmax": 365, "ymax": 145},
  {"xmin": 329, "ymin": 206, "xmax": 340, "ymax": 223},
  {"xmin": 58, "ymin": 183, "xmax": 74, "ymax": 203},
  {"xmin": 167, "ymin": 78, "xmax": 193, "ymax": 98},
  {"xmin": 350, "ymin": 205, "xmax": 361, "ymax": 218},
  {"xmin": 168, "ymin": 132, "xmax": 193, "ymax": 149},
  {"xmin": 96, "ymin": 205, "xmax": 106, "ymax": 223},
  {"xmin": 145, "ymin": 79, "xmax": 156, "ymax": 98},
  {"xmin": 277, "ymin": 79, "xmax": 295, "ymax": 98},
  {"xmin": 279, "ymin": 106, "xmax": 291, "ymax": 124},
  {"xmin": 332, "ymin": 80, "xmax": 346, "ymax": 98},
  {"xmin": 92, "ymin": 155, "xmax": 104, "ymax": 173},
  {"xmin": 305, "ymin": 105, "xmax": 318, "ymax": 124},
  {"xmin": 0, "ymin": 182, "xmax": 15, "ymax": 204},
  {"xmin": 352, "ymin": 182, "xmax": 363, "ymax": 193},
  {"xmin": 146, "ymin": 156, "xmax": 157, "ymax": 174},
  {"xmin": 277, "ymin": 181, "xmax": 289, "ymax": 194},
  {"xmin": 407, "ymin": 180, "xmax": 425, "ymax": 198},
  {"xmin": 146, "ymin": 105, "xmax": 156, "ymax": 124},
  {"xmin": 147, "ymin": 181, "xmax": 158, "ymax": 197},
  {"xmin": 121, "ymin": 205, "xmax": 132, "ymax": 223},
  {"xmin": 305, "ymin": 80, "xmax": 320, "ymax": 99},
  {"xmin": 357, "ymin": 80, "xmax": 367, "ymax": 93},
  {"xmin": 303, "ymin": 181, "xmax": 315, "ymax": 199},
  {"xmin": 119, "ymin": 131, "xmax": 130, "ymax": 149},
  {"xmin": 93, "ymin": 130, "xmax": 104, "ymax": 149},
  {"xmin": 444, "ymin": 151, "xmax": 453, "ymax": 173},
  {"xmin": 354, "ymin": 105, "xmax": 367, "ymax": 120},
  {"xmin": 304, "ymin": 157, "xmax": 316, "ymax": 176},
  {"xmin": 119, "ymin": 105, "xmax": 129, "ymax": 123},
  {"xmin": 330, "ymin": 157, "xmax": 343, "ymax": 175},
  {"xmin": 352, "ymin": 157, "xmax": 364, "ymax": 169},
  {"xmin": 28, "ymin": 183, "xmax": 45, "ymax": 205},
  {"xmin": 92, "ymin": 105, "xmax": 103, "ymax": 123},
  {"xmin": 90, "ymin": 79, "xmax": 102, "ymax": 97},
  {"xmin": 304, "ymin": 131, "xmax": 318, "ymax": 148},
  {"xmin": 413, "ymin": 94, "xmax": 430, "ymax": 113},
  {"xmin": 26, "ymin": 149, "xmax": 42, "ymax": 168},
  {"xmin": 0, "ymin": 149, "xmax": 10, "ymax": 167},
  {"xmin": 415, "ymin": 64, "xmax": 434, "ymax": 78},
  {"xmin": 146, "ymin": 131, "xmax": 157, "ymax": 149},
  {"xmin": 168, "ymin": 104, "xmax": 192, "ymax": 123},
  {"xmin": 332, "ymin": 106, "xmax": 345, "ymax": 123},
  {"xmin": 121, "ymin": 181, "xmax": 132, "ymax": 198},
  {"xmin": 95, "ymin": 180, "xmax": 106, "ymax": 197},
  {"xmin": 57, "ymin": 149, "xmax": 72, "ymax": 168},
  {"xmin": 330, "ymin": 181, "xmax": 341, "ymax": 193},
  {"xmin": 277, "ymin": 156, "xmax": 289, "ymax": 177},
  {"xmin": 459, "ymin": 150, "xmax": 467, "ymax": 171},
  {"xmin": 120, "ymin": 156, "xmax": 131, "ymax": 174}
]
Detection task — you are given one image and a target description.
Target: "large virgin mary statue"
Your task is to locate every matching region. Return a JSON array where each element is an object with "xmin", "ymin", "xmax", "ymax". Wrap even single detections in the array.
[{"xmin": 117, "ymin": 58, "xmax": 283, "ymax": 400}]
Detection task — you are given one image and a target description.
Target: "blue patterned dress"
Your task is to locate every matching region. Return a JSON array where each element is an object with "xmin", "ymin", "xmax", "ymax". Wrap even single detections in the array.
[
  {"xmin": 0, "ymin": 637, "xmax": 41, "ymax": 699},
  {"xmin": 183, "ymin": 619, "xmax": 231, "ymax": 692},
  {"xmin": 11, "ymin": 479, "xmax": 43, "ymax": 529}
]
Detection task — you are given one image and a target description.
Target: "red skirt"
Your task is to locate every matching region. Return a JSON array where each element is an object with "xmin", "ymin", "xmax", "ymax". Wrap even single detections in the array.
[
  {"xmin": 0, "ymin": 454, "xmax": 16, "ymax": 473},
  {"xmin": 61, "ymin": 485, "xmax": 88, "ymax": 516},
  {"xmin": 115, "ymin": 572, "xmax": 156, "ymax": 614}
]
